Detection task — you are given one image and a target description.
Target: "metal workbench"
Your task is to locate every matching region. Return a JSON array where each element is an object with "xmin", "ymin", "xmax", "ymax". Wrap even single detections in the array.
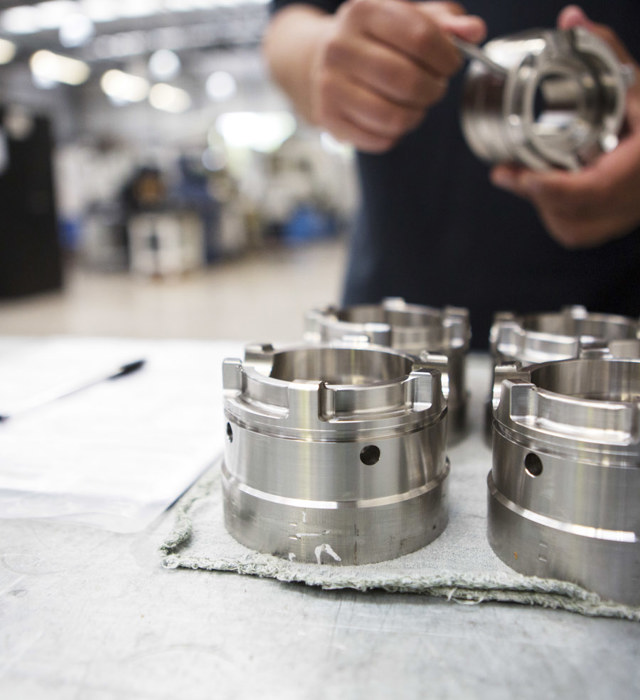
[{"xmin": 1, "ymin": 342, "xmax": 638, "ymax": 700}]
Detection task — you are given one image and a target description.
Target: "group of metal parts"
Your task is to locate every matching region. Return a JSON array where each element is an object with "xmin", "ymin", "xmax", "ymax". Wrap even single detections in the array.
[
  {"xmin": 222, "ymin": 300, "xmax": 467, "ymax": 567},
  {"xmin": 222, "ymin": 300, "xmax": 640, "ymax": 605},
  {"xmin": 220, "ymin": 28, "xmax": 638, "ymax": 604}
]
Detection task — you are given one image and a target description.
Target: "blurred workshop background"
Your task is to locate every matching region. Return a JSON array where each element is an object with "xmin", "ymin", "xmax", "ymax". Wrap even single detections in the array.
[{"xmin": 0, "ymin": 0, "xmax": 356, "ymax": 341}]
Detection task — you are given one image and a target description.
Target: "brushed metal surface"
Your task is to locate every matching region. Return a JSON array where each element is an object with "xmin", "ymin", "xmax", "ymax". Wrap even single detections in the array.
[
  {"xmin": 222, "ymin": 343, "xmax": 449, "ymax": 565},
  {"xmin": 485, "ymin": 306, "xmax": 640, "ymax": 440},
  {"xmin": 461, "ymin": 27, "xmax": 629, "ymax": 170},
  {"xmin": 489, "ymin": 357, "xmax": 640, "ymax": 604},
  {"xmin": 305, "ymin": 298, "xmax": 470, "ymax": 441}
]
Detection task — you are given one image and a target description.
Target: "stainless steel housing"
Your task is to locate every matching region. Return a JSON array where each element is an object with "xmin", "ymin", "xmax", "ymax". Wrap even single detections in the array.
[
  {"xmin": 461, "ymin": 27, "xmax": 630, "ymax": 170},
  {"xmin": 222, "ymin": 343, "xmax": 449, "ymax": 565},
  {"xmin": 305, "ymin": 299, "xmax": 470, "ymax": 440},
  {"xmin": 489, "ymin": 357, "xmax": 640, "ymax": 604},
  {"xmin": 486, "ymin": 306, "xmax": 640, "ymax": 438}
]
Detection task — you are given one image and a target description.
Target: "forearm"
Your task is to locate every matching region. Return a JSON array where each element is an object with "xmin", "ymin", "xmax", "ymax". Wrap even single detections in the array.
[{"xmin": 263, "ymin": 5, "xmax": 335, "ymax": 125}]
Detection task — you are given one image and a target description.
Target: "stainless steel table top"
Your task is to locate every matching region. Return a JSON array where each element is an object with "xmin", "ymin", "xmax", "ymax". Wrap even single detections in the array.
[{"xmin": 1, "ymin": 343, "xmax": 638, "ymax": 700}]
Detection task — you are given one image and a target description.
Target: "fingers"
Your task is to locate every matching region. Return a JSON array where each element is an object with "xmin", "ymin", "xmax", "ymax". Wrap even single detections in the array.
[
  {"xmin": 312, "ymin": 0, "xmax": 485, "ymax": 152},
  {"xmin": 419, "ymin": 2, "xmax": 487, "ymax": 43},
  {"xmin": 316, "ymin": 68, "xmax": 426, "ymax": 152},
  {"xmin": 490, "ymin": 133, "xmax": 640, "ymax": 248},
  {"xmin": 323, "ymin": 32, "xmax": 447, "ymax": 110},
  {"xmin": 343, "ymin": 0, "xmax": 462, "ymax": 76}
]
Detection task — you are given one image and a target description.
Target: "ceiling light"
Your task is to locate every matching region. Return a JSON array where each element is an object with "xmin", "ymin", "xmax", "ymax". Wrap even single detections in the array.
[
  {"xmin": 59, "ymin": 13, "xmax": 95, "ymax": 47},
  {"xmin": 206, "ymin": 71, "xmax": 237, "ymax": 102},
  {"xmin": 148, "ymin": 49, "xmax": 181, "ymax": 81},
  {"xmin": 79, "ymin": 0, "xmax": 120, "ymax": 23},
  {"xmin": 30, "ymin": 50, "xmax": 91, "ymax": 86},
  {"xmin": 118, "ymin": 0, "xmax": 163, "ymax": 18},
  {"xmin": 149, "ymin": 83, "xmax": 191, "ymax": 113},
  {"xmin": 101, "ymin": 69, "xmax": 149, "ymax": 103},
  {"xmin": 215, "ymin": 111, "xmax": 297, "ymax": 153},
  {"xmin": 0, "ymin": 38, "xmax": 17, "ymax": 65},
  {"xmin": 1, "ymin": 6, "xmax": 39, "ymax": 34},
  {"xmin": 36, "ymin": 1, "xmax": 77, "ymax": 30}
]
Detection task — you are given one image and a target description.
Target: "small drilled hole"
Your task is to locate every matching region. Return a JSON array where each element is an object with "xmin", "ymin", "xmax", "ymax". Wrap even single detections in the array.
[
  {"xmin": 360, "ymin": 445, "xmax": 380, "ymax": 466},
  {"xmin": 226, "ymin": 422, "xmax": 233, "ymax": 443},
  {"xmin": 524, "ymin": 453, "xmax": 543, "ymax": 477}
]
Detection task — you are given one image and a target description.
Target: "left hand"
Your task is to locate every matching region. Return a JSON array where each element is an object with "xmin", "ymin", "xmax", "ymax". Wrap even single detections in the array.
[{"xmin": 490, "ymin": 5, "xmax": 640, "ymax": 249}]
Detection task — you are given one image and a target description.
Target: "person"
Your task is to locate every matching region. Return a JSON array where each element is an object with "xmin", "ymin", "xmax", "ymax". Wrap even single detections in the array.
[{"xmin": 263, "ymin": 1, "xmax": 640, "ymax": 347}]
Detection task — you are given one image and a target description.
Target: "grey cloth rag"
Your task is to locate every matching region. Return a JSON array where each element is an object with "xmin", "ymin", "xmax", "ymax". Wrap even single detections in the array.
[
  {"xmin": 160, "ymin": 457, "xmax": 640, "ymax": 622},
  {"xmin": 160, "ymin": 355, "xmax": 640, "ymax": 622}
]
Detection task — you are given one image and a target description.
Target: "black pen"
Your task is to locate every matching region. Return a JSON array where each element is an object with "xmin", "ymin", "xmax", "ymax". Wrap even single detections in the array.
[{"xmin": 0, "ymin": 358, "xmax": 146, "ymax": 422}]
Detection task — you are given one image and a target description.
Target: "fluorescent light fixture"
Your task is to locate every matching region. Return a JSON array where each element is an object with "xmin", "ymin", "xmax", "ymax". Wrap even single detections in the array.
[
  {"xmin": 36, "ymin": 1, "xmax": 77, "ymax": 30},
  {"xmin": 59, "ymin": 12, "xmax": 95, "ymax": 47},
  {"xmin": 0, "ymin": 38, "xmax": 17, "ymax": 65},
  {"xmin": 2, "ymin": 6, "xmax": 39, "ymax": 34},
  {"xmin": 206, "ymin": 71, "xmax": 237, "ymax": 102},
  {"xmin": 148, "ymin": 49, "xmax": 181, "ymax": 81},
  {"xmin": 215, "ymin": 111, "xmax": 297, "ymax": 153},
  {"xmin": 118, "ymin": 0, "xmax": 163, "ymax": 18},
  {"xmin": 101, "ymin": 69, "xmax": 149, "ymax": 103},
  {"xmin": 149, "ymin": 83, "xmax": 191, "ymax": 113},
  {"xmin": 30, "ymin": 50, "xmax": 91, "ymax": 86},
  {"xmin": 79, "ymin": 0, "xmax": 120, "ymax": 23}
]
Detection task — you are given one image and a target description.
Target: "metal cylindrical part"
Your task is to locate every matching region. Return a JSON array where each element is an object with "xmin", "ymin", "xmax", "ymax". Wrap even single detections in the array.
[
  {"xmin": 489, "ymin": 358, "xmax": 640, "ymax": 604},
  {"xmin": 485, "ymin": 306, "xmax": 640, "ymax": 440},
  {"xmin": 222, "ymin": 343, "xmax": 449, "ymax": 565},
  {"xmin": 461, "ymin": 27, "xmax": 629, "ymax": 170},
  {"xmin": 305, "ymin": 298, "xmax": 470, "ymax": 441}
]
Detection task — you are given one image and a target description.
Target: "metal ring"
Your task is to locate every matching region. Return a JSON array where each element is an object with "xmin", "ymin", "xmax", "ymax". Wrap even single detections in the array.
[
  {"xmin": 305, "ymin": 298, "xmax": 470, "ymax": 441},
  {"xmin": 489, "ymin": 357, "xmax": 640, "ymax": 604},
  {"xmin": 461, "ymin": 28, "xmax": 629, "ymax": 170},
  {"xmin": 222, "ymin": 343, "xmax": 449, "ymax": 565}
]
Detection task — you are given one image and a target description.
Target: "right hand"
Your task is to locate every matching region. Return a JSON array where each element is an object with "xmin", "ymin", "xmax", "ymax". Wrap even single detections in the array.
[{"xmin": 310, "ymin": 0, "xmax": 486, "ymax": 152}]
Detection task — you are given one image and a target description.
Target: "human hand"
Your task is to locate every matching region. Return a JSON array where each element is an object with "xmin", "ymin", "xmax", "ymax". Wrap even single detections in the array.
[
  {"xmin": 310, "ymin": 0, "xmax": 486, "ymax": 153},
  {"xmin": 490, "ymin": 5, "xmax": 640, "ymax": 249}
]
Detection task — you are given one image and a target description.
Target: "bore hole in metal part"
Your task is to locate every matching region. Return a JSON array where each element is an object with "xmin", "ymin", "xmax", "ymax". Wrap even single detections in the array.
[
  {"xmin": 524, "ymin": 452, "xmax": 543, "ymax": 477},
  {"xmin": 226, "ymin": 422, "xmax": 233, "ymax": 443},
  {"xmin": 360, "ymin": 445, "xmax": 380, "ymax": 466},
  {"xmin": 532, "ymin": 72, "xmax": 587, "ymax": 150}
]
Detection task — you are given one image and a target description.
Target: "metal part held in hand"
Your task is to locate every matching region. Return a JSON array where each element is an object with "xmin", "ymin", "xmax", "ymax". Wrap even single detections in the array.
[
  {"xmin": 305, "ymin": 299, "xmax": 470, "ymax": 441},
  {"xmin": 485, "ymin": 306, "xmax": 640, "ymax": 440},
  {"xmin": 222, "ymin": 343, "xmax": 449, "ymax": 565},
  {"xmin": 460, "ymin": 27, "xmax": 631, "ymax": 170},
  {"xmin": 488, "ymin": 357, "xmax": 640, "ymax": 605}
]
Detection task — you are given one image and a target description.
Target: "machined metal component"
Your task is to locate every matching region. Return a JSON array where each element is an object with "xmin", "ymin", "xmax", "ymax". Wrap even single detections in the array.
[
  {"xmin": 489, "ymin": 357, "xmax": 640, "ymax": 604},
  {"xmin": 486, "ymin": 306, "xmax": 640, "ymax": 437},
  {"xmin": 460, "ymin": 27, "xmax": 631, "ymax": 170},
  {"xmin": 305, "ymin": 299, "xmax": 470, "ymax": 440},
  {"xmin": 222, "ymin": 343, "xmax": 449, "ymax": 565}
]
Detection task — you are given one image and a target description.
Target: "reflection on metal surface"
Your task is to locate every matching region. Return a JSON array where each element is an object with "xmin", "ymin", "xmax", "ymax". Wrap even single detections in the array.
[
  {"xmin": 485, "ymin": 305, "xmax": 640, "ymax": 438},
  {"xmin": 460, "ymin": 28, "xmax": 630, "ymax": 170},
  {"xmin": 305, "ymin": 298, "xmax": 470, "ymax": 441},
  {"xmin": 222, "ymin": 343, "xmax": 449, "ymax": 565},
  {"xmin": 489, "ymin": 357, "xmax": 640, "ymax": 604}
]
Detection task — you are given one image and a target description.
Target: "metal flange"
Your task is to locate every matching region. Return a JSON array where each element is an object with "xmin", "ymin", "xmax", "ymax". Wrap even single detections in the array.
[{"xmin": 222, "ymin": 343, "xmax": 449, "ymax": 565}]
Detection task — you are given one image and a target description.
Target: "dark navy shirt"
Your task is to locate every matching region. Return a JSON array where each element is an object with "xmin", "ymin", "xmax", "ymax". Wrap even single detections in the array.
[{"xmin": 272, "ymin": 0, "xmax": 640, "ymax": 347}]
